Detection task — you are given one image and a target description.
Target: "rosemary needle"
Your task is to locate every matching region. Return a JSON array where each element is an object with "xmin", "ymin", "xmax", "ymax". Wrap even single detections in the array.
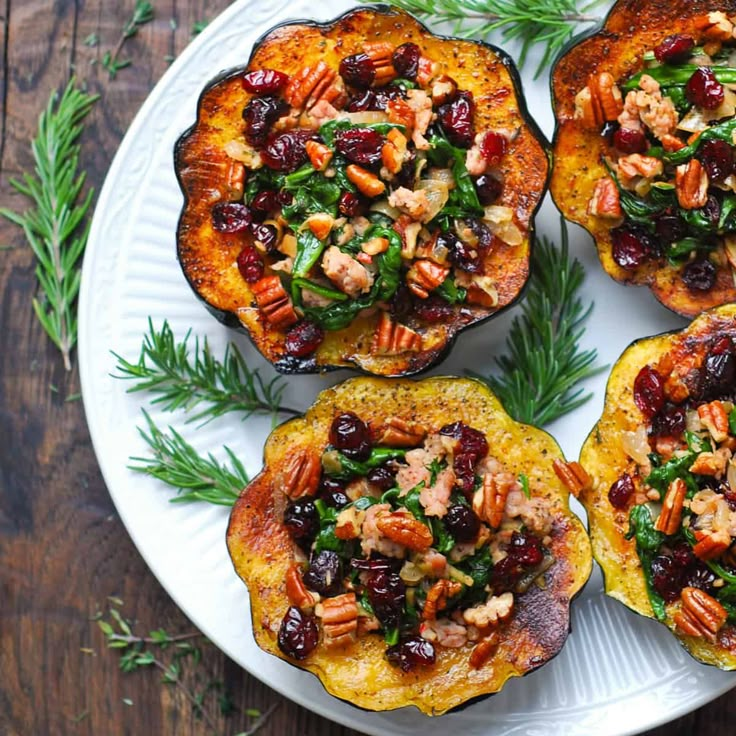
[{"xmin": 472, "ymin": 219, "xmax": 606, "ymax": 426}]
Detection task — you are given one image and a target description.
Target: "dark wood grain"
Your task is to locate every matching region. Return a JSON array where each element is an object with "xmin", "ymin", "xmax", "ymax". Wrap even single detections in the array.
[{"xmin": 0, "ymin": 2, "xmax": 733, "ymax": 735}]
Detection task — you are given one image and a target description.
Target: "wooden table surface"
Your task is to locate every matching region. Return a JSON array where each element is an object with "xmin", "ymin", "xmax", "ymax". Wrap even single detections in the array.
[{"xmin": 1, "ymin": 2, "xmax": 735, "ymax": 735}]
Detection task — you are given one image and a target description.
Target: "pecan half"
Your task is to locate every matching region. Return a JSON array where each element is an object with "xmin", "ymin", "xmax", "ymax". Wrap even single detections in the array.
[
  {"xmin": 698, "ymin": 401, "xmax": 729, "ymax": 443},
  {"xmin": 316, "ymin": 592, "xmax": 358, "ymax": 647},
  {"xmin": 346, "ymin": 164, "xmax": 386, "ymax": 197},
  {"xmin": 371, "ymin": 312, "xmax": 422, "ymax": 356},
  {"xmin": 693, "ymin": 528, "xmax": 731, "ymax": 561},
  {"xmin": 363, "ymin": 42, "xmax": 397, "ymax": 85},
  {"xmin": 673, "ymin": 586, "xmax": 727, "ymax": 641},
  {"xmin": 285, "ymin": 61, "xmax": 334, "ymax": 109},
  {"xmin": 335, "ymin": 506, "xmax": 365, "ymax": 540},
  {"xmin": 473, "ymin": 473, "xmax": 512, "ymax": 528},
  {"xmin": 286, "ymin": 563, "xmax": 320, "ymax": 608},
  {"xmin": 469, "ymin": 631, "xmax": 500, "ymax": 669},
  {"xmin": 654, "ymin": 477, "xmax": 686, "ymax": 535},
  {"xmin": 305, "ymin": 140, "xmax": 333, "ymax": 171},
  {"xmin": 251, "ymin": 276, "xmax": 298, "ymax": 330},
  {"xmin": 552, "ymin": 459, "xmax": 591, "ymax": 498},
  {"xmin": 465, "ymin": 275, "xmax": 499, "ymax": 308},
  {"xmin": 463, "ymin": 592, "xmax": 514, "ymax": 629},
  {"xmin": 676, "ymin": 159, "xmax": 709, "ymax": 210},
  {"xmin": 694, "ymin": 11, "xmax": 734, "ymax": 41},
  {"xmin": 574, "ymin": 72, "xmax": 623, "ymax": 129},
  {"xmin": 376, "ymin": 512, "xmax": 433, "ymax": 551},
  {"xmin": 406, "ymin": 259, "xmax": 450, "ymax": 299},
  {"xmin": 279, "ymin": 448, "xmax": 321, "ymax": 499},
  {"xmin": 689, "ymin": 452, "xmax": 721, "ymax": 476},
  {"xmin": 422, "ymin": 579, "xmax": 463, "ymax": 620},
  {"xmin": 375, "ymin": 416, "xmax": 427, "ymax": 447},
  {"xmin": 588, "ymin": 177, "xmax": 623, "ymax": 219},
  {"xmin": 225, "ymin": 161, "xmax": 246, "ymax": 201}
]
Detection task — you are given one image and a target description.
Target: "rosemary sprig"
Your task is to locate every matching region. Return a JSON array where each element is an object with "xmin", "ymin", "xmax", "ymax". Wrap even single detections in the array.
[
  {"xmin": 0, "ymin": 80, "xmax": 97, "ymax": 371},
  {"xmin": 473, "ymin": 220, "xmax": 605, "ymax": 426},
  {"xmin": 385, "ymin": 0, "xmax": 604, "ymax": 75},
  {"xmin": 129, "ymin": 410, "xmax": 248, "ymax": 505},
  {"xmin": 103, "ymin": 1, "xmax": 155, "ymax": 79},
  {"xmin": 95, "ymin": 602, "xmax": 278, "ymax": 734},
  {"xmin": 112, "ymin": 319, "xmax": 300, "ymax": 424}
]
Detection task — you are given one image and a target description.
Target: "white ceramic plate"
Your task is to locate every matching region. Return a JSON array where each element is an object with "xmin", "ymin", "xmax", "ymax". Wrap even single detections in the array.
[{"xmin": 79, "ymin": 1, "xmax": 736, "ymax": 734}]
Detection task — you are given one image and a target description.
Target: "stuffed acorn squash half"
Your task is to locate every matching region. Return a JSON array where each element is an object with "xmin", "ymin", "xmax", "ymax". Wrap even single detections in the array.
[
  {"xmin": 226, "ymin": 377, "xmax": 592, "ymax": 714},
  {"xmin": 175, "ymin": 6, "xmax": 549, "ymax": 376},
  {"xmin": 551, "ymin": 0, "xmax": 736, "ymax": 317},
  {"xmin": 580, "ymin": 304, "xmax": 736, "ymax": 668}
]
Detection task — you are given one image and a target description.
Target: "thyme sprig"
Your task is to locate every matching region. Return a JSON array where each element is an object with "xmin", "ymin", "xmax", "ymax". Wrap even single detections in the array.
[
  {"xmin": 473, "ymin": 220, "xmax": 605, "ymax": 426},
  {"xmin": 112, "ymin": 319, "xmax": 300, "ymax": 424},
  {"xmin": 0, "ymin": 80, "xmax": 97, "ymax": 371},
  {"xmin": 385, "ymin": 0, "xmax": 604, "ymax": 75},
  {"xmin": 103, "ymin": 1, "xmax": 155, "ymax": 79},
  {"xmin": 129, "ymin": 410, "xmax": 248, "ymax": 505},
  {"xmin": 95, "ymin": 602, "xmax": 278, "ymax": 734}
]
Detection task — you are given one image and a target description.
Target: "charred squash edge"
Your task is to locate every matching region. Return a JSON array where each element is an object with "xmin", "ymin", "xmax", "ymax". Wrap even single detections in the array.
[
  {"xmin": 550, "ymin": 0, "xmax": 736, "ymax": 319},
  {"xmin": 174, "ymin": 5, "xmax": 551, "ymax": 376},
  {"xmin": 579, "ymin": 303, "xmax": 736, "ymax": 669},
  {"xmin": 226, "ymin": 376, "xmax": 592, "ymax": 715}
]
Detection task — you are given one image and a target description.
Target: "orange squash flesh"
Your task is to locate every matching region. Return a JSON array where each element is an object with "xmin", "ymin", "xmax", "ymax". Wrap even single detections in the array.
[
  {"xmin": 551, "ymin": 0, "xmax": 736, "ymax": 317},
  {"xmin": 226, "ymin": 377, "xmax": 592, "ymax": 714},
  {"xmin": 175, "ymin": 7, "xmax": 549, "ymax": 376},
  {"xmin": 580, "ymin": 304, "xmax": 736, "ymax": 668}
]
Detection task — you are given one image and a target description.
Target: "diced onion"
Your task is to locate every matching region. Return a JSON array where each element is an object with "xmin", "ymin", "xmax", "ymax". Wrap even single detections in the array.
[
  {"xmin": 369, "ymin": 198, "xmax": 401, "ymax": 220},
  {"xmin": 483, "ymin": 205, "xmax": 523, "ymax": 246},
  {"xmin": 426, "ymin": 167, "xmax": 456, "ymax": 189},
  {"xmin": 416, "ymin": 179, "xmax": 450, "ymax": 222},
  {"xmin": 342, "ymin": 111, "xmax": 389, "ymax": 125},
  {"xmin": 728, "ymin": 460, "xmax": 736, "ymax": 496}
]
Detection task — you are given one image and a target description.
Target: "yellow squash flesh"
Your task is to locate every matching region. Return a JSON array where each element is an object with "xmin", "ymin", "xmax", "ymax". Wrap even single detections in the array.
[
  {"xmin": 226, "ymin": 377, "xmax": 592, "ymax": 714},
  {"xmin": 580, "ymin": 303, "xmax": 736, "ymax": 668},
  {"xmin": 175, "ymin": 7, "xmax": 549, "ymax": 376},
  {"xmin": 551, "ymin": 0, "xmax": 736, "ymax": 317}
]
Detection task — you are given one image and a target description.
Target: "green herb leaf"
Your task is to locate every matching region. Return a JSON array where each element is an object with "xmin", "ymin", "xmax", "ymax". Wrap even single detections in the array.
[{"xmin": 625, "ymin": 504, "xmax": 667, "ymax": 621}]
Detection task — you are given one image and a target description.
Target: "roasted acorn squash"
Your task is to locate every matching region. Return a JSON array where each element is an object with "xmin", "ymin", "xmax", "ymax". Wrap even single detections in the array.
[
  {"xmin": 580, "ymin": 303, "xmax": 736, "ymax": 668},
  {"xmin": 226, "ymin": 377, "xmax": 592, "ymax": 714},
  {"xmin": 551, "ymin": 0, "xmax": 736, "ymax": 317},
  {"xmin": 175, "ymin": 6, "xmax": 549, "ymax": 376}
]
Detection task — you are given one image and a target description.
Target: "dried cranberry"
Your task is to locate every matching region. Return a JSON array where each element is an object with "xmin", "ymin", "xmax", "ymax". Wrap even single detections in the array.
[
  {"xmin": 703, "ymin": 195, "xmax": 721, "ymax": 228},
  {"xmin": 303, "ymin": 550, "xmax": 343, "ymax": 596},
  {"xmin": 278, "ymin": 606, "xmax": 319, "ymax": 660},
  {"xmin": 698, "ymin": 139, "xmax": 734, "ymax": 182},
  {"xmin": 250, "ymin": 190, "xmax": 279, "ymax": 219},
  {"xmin": 439, "ymin": 422, "xmax": 489, "ymax": 460},
  {"xmin": 236, "ymin": 246, "xmax": 264, "ymax": 283},
  {"xmin": 507, "ymin": 530, "xmax": 543, "ymax": 567},
  {"xmin": 611, "ymin": 224, "xmax": 655, "ymax": 270},
  {"xmin": 655, "ymin": 213, "xmax": 688, "ymax": 244},
  {"xmin": 633, "ymin": 365, "xmax": 665, "ymax": 419},
  {"xmin": 651, "ymin": 555, "xmax": 683, "ymax": 603},
  {"xmin": 414, "ymin": 295, "xmax": 454, "ymax": 323},
  {"xmin": 386, "ymin": 635, "xmax": 435, "ymax": 672},
  {"xmin": 242, "ymin": 96, "xmax": 288, "ymax": 146},
  {"xmin": 318, "ymin": 477, "xmax": 350, "ymax": 509},
  {"xmin": 601, "ymin": 120, "xmax": 618, "ymax": 144},
  {"xmin": 465, "ymin": 218, "xmax": 493, "ymax": 252},
  {"xmin": 453, "ymin": 452, "xmax": 477, "ymax": 496},
  {"xmin": 389, "ymin": 283, "xmax": 413, "ymax": 320},
  {"xmin": 350, "ymin": 557, "xmax": 398, "ymax": 572},
  {"xmin": 339, "ymin": 53, "xmax": 375, "ymax": 88},
  {"xmin": 394, "ymin": 150, "xmax": 418, "ymax": 189},
  {"xmin": 367, "ymin": 464, "xmax": 397, "ymax": 491},
  {"xmin": 334, "ymin": 128, "xmax": 385, "ymax": 166},
  {"xmin": 613, "ymin": 127, "xmax": 647, "ymax": 154},
  {"xmin": 700, "ymin": 338, "xmax": 736, "ymax": 397},
  {"xmin": 338, "ymin": 191, "xmax": 364, "ymax": 218},
  {"xmin": 682, "ymin": 258, "xmax": 716, "ymax": 291},
  {"xmin": 250, "ymin": 223, "xmax": 277, "ymax": 252},
  {"xmin": 608, "ymin": 473, "xmax": 635, "ymax": 509},
  {"xmin": 654, "ymin": 34, "xmax": 695, "ymax": 64},
  {"xmin": 480, "ymin": 131, "xmax": 507, "ymax": 164},
  {"xmin": 686, "ymin": 67, "xmax": 724, "ymax": 110},
  {"xmin": 685, "ymin": 561, "xmax": 717, "ymax": 593},
  {"xmin": 261, "ymin": 130, "xmax": 315, "ymax": 172},
  {"xmin": 392, "ymin": 43, "xmax": 421, "ymax": 81},
  {"xmin": 242, "ymin": 69, "xmax": 289, "ymax": 95},
  {"xmin": 346, "ymin": 89, "xmax": 379, "ymax": 112},
  {"xmin": 650, "ymin": 403, "xmax": 686, "ymax": 438},
  {"xmin": 212, "ymin": 202, "xmax": 252, "ymax": 233},
  {"xmin": 277, "ymin": 189, "xmax": 293, "ymax": 207},
  {"xmin": 448, "ymin": 235, "xmax": 481, "ymax": 272},
  {"xmin": 444, "ymin": 504, "xmax": 480, "ymax": 542},
  {"xmin": 283, "ymin": 499, "xmax": 319, "ymax": 541},
  {"xmin": 330, "ymin": 412, "xmax": 371, "ymax": 461},
  {"xmin": 438, "ymin": 91, "xmax": 475, "ymax": 148},
  {"xmin": 366, "ymin": 571, "xmax": 405, "ymax": 629},
  {"xmin": 474, "ymin": 173, "xmax": 503, "ymax": 205},
  {"xmin": 671, "ymin": 542, "xmax": 693, "ymax": 568},
  {"xmin": 285, "ymin": 321, "xmax": 324, "ymax": 357}
]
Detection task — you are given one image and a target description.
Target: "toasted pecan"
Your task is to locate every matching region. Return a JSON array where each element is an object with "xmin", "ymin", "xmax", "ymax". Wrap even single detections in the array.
[
  {"xmin": 673, "ymin": 586, "xmax": 727, "ymax": 641},
  {"xmin": 654, "ymin": 477, "xmax": 686, "ymax": 535},
  {"xmin": 376, "ymin": 512, "xmax": 433, "ymax": 551}
]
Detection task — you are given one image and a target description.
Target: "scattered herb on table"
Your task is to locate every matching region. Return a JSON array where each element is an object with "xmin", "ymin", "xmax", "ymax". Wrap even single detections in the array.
[
  {"xmin": 192, "ymin": 19, "xmax": 210, "ymax": 37},
  {"xmin": 473, "ymin": 219, "xmax": 605, "ymax": 426},
  {"xmin": 112, "ymin": 319, "xmax": 300, "ymax": 424},
  {"xmin": 383, "ymin": 0, "xmax": 604, "ymax": 75},
  {"xmin": 0, "ymin": 79, "xmax": 98, "ymax": 371},
  {"xmin": 94, "ymin": 601, "xmax": 278, "ymax": 734},
  {"xmin": 103, "ymin": 1, "xmax": 155, "ymax": 79}
]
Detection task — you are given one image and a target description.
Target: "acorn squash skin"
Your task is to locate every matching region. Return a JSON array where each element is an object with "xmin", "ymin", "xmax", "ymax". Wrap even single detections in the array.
[
  {"xmin": 550, "ymin": 0, "xmax": 736, "ymax": 318},
  {"xmin": 226, "ymin": 377, "xmax": 592, "ymax": 715},
  {"xmin": 580, "ymin": 304, "xmax": 736, "ymax": 668},
  {"xmin": 175, "ymin": 6, "xmax": 550, "ymax": 376}
]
